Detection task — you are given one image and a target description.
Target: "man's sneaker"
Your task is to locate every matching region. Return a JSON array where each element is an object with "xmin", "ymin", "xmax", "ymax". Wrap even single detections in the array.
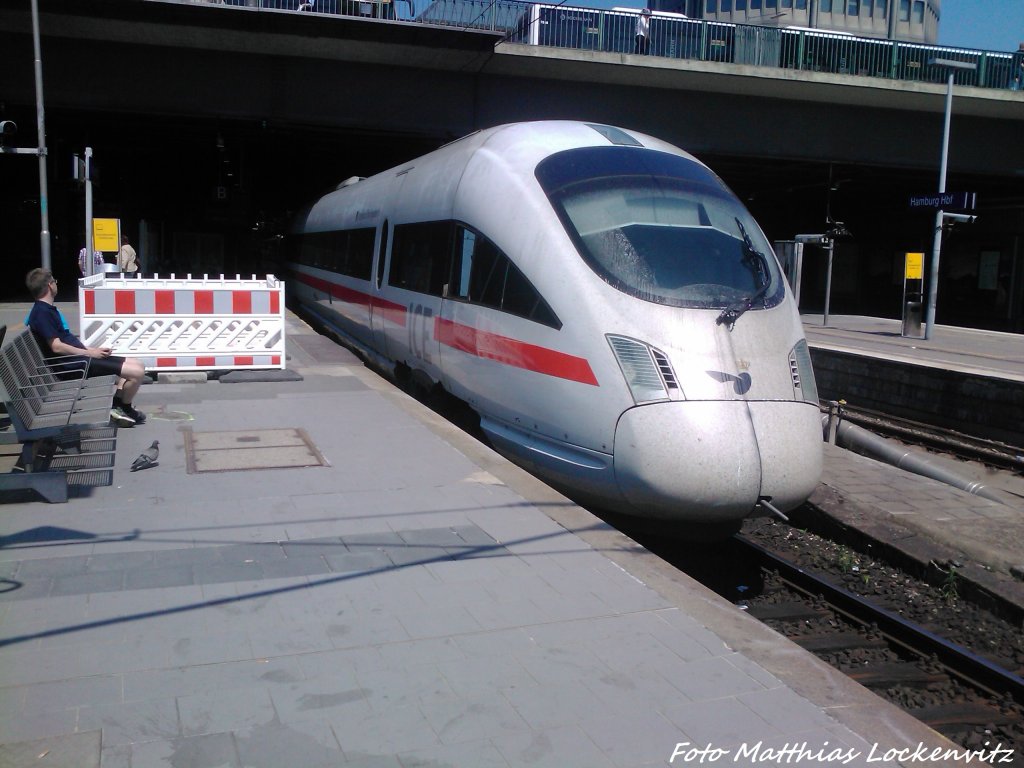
[
  {"xmin": 122, "ymin": 404, "xmax": 147, "ymax": 424},
  {"xmin": 109, "ymin": 406, "xmax": 136, "ymax": 428}
]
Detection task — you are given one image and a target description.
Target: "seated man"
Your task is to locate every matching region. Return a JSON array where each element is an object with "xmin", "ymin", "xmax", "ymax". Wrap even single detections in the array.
[{"xmin": 25, "ymin": 268, "xmax": 147, "ymax": 428}]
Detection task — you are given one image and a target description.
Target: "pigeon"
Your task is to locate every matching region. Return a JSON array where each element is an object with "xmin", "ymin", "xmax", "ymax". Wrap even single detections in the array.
[{"xmin": 130, "ymin": 440, "xmax": 159, "ymax": 472}]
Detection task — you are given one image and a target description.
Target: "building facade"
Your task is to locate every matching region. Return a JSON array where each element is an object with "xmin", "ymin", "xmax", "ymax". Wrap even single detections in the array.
[{"xmin": 656, "ymin": 0, "xmax": 940, "ymax": 45}]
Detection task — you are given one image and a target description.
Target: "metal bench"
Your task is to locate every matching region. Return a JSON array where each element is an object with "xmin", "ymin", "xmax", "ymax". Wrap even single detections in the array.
[
  {"xmin": 4, "ymin": 334, "xmax": 116, "ymax": 420},
  {"xmin": 0, "ymin": 328, "xmax": 119, "ymax": 503}
]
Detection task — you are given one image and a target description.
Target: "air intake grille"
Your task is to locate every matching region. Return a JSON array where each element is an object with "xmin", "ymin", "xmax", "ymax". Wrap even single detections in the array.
[
  {"xmin": 607, "ymin": 335, "xmax": 667, "ymax": 403},
  {"xmin": 789, "ymin": 340, "xmax": 819, "ymax": 404},
  {"xmin": 651, "ymin": 349, "xmax": 679, "ymax": 389}
]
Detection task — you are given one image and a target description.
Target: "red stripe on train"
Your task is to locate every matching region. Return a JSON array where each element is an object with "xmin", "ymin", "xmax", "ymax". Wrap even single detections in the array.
[
  {"xmin": 296, "ymin": 273, "xmax": 407, "ymax": 328},
  {"xmin": 434, "ymin": 318, "xmax": 598, "ymax": 386},
  {"xmin": 294, "ymin": 272, "xmax": 595, "ymax": 385}
]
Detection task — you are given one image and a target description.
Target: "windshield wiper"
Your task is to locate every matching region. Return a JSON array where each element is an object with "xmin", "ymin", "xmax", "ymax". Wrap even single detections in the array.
[{"xmin": 716, "ymin": 218, "xmax": 772, "ymax": 331}]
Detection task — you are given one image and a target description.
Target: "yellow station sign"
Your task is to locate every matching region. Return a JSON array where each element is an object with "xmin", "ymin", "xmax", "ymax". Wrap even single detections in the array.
[
  {"xmin": 905, "ymin": 252, "xmax": 924, "ymax": 281},
  {"xmin": 92, "ymin": 218, "xmax": 120, "ymax": 252}
]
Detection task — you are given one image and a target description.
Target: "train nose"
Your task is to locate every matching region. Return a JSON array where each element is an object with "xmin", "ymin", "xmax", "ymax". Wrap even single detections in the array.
[
  {"xmin": 612, "ymin": 400, "xmax": 821, "ymax": 524},
  {"xmin": 613, "ymin": 401, "xmax": 761, "ymax": 523}
]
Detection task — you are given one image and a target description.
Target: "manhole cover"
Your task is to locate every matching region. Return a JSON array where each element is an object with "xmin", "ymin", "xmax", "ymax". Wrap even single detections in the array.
[{"xmin": 182, "ymin": 427, "xmax": 328, "ymax": 474}]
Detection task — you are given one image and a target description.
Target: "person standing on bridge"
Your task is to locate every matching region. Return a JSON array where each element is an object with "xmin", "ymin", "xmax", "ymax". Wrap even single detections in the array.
[{"xmin": 635, "ymin": 7, "xmax": 652, "ymax": 55}]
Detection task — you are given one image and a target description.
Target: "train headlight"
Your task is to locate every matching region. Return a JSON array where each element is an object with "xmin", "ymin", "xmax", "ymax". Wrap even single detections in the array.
[
  {"xmin": 607, "ymin": 335, "xmax": 679, "ymax": 404},
  {"xmin": 788, "ymin": 339, "xmax": 819, "ymax": 404}
]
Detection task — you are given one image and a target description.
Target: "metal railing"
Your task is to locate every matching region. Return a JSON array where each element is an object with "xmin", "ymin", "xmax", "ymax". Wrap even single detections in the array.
[
  {"xmin": 210, "ymin": 0, "xmax": 416, "ymax": 20},
  {"xmin": 179, "ymin": 0, "xmax": 1024, "ymax": 91}
]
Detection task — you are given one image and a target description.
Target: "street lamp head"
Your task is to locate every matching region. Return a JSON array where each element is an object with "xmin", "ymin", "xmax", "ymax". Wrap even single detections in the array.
[
  {"xmin": 794, "ymin": 233, "xmax": 829, "ymax": 245},
  {"xmin": 0, "ymin": 120, "xmax": 16, "ymax": 147},
  {"xmin": 928, "ymin": 57, "xmax": 978, "ymax": 72},
  {"xmin": 941, "ymin": 212, "xmax": 977, "ymax": 225},
  {"xmin": 827, "ymin": 221, "xmax": 851, "ymax": 238}
]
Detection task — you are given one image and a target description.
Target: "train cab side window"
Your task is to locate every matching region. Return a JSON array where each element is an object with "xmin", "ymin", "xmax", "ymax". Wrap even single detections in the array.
[
  {"xmin": 452, "ymin": 228, "xmax": 478, "ymax": 299},
  {"xmin": 469, "ymin": 241, "xmax": 505, "ymax": 310},
  {"xmin": 452, "ymin": 225, "xmax": 560, "ymax": 329},
  {"xmin": 502, "ymin": 262, "xmax": 560, "ymax": 327}
]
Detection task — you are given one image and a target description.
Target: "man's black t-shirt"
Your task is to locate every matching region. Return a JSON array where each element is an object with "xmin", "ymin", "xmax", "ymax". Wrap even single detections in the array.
[{"xmin": 27, "ymin": 301, "xmax": 86, "ymax": 352}]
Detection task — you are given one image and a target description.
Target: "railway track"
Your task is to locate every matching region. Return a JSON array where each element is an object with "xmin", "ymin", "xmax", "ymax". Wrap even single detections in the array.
[
  {"xmin": 828, "ymin": 402, "xmax": 1024, "ymax": 474},
  {"xmin": 733, "ymin": 531, "xmax": 1024, "ymax": 759}
]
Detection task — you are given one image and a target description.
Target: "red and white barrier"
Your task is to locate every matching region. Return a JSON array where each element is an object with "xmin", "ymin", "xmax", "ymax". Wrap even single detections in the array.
[{"xmin": 78, "ymin": 274, "xmax": 286, "ymax": 372}]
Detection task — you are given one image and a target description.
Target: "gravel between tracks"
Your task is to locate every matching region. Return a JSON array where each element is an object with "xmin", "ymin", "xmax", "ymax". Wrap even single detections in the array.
[{"xmin": 741, "ymin": 516, "xmax": 1024, "ymax": 760}]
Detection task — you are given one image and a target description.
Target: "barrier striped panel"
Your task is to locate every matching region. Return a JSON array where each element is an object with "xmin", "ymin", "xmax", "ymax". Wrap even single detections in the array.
[
  {"xmin": 84, "ymin": 288, "xmax": 282, "ymax": 316},
  {"xmin": 78, "ymin": 274, "xmax": 287, "ymax": 372}
]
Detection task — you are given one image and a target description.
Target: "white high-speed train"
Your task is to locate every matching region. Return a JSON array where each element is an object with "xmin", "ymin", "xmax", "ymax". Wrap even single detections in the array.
[{"xmin": 287, "ymin": 120, "xmax": 822, "ymax": 531}]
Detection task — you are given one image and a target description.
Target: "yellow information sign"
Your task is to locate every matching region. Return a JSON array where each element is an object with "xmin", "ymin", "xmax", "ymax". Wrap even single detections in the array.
[
  {"xmin": 905, "ymin": 252, "xmax": 924, "ymax": 281},
  {"xmin": 92, "ymin": 218, "xmax": 120, "ymax": 252}
]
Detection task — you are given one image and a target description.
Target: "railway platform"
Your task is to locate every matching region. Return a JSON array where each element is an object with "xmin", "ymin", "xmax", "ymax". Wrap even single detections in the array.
[
  {"xmin": 0, "ymin": 304, "xmax": 1016, "ymax": 767},
  {"xmin": 800, "ymin": 313, "xmax": 1024, "ymax": 620},
  {"xmin": 801, "ymin": 314, "xmax": 1024, "ymax": 447},
  {"xmin": 801, "ymin": 314, "xmax": 1024, "ymax": 384}
]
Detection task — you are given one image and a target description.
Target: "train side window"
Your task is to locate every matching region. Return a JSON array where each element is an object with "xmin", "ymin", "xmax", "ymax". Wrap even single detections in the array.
[
  {"xmin": 376, "ymin": 221, "xmax": 388, "ymax": 289},
  {"xmin": 299, "ymin": 231, "xmax": 333, "ymax": 270},
  {"xmin": 390, "ymin": 222, "xmax": 452, "ymax": 296},
  {"xmin": 346, "ymin": 228, "xmax": 375, "ymax": 281}
]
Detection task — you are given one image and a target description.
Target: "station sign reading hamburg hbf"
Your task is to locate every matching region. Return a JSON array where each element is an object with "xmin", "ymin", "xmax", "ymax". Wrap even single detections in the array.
[{"xmin": 908, "ymin": 191, "xmax": 977, "ymax": 210}]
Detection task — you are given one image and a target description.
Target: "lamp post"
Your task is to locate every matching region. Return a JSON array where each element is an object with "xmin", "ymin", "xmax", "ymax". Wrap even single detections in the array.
[
  {"xmin": 0, "ymin": 0, "xmax": 50, "ymax": 269},
  {"xmin": 31, "ymin": 0, "xmax": 50, "ymax": 269},
  {"xmin": 923, "ymin": 57, "xmax": 976, "ymax": 341}
]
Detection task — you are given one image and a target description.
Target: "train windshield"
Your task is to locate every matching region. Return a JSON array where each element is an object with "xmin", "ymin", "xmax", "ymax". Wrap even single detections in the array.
[{"xmin": 536, "ymin": 147, "xmax": 785, "ymax": 311}]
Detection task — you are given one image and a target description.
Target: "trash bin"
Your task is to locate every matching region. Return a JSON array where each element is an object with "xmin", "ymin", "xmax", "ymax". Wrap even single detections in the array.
[
  {"xmin": 902, "ymin": 300, "xmax": 923, "ymax": 338},
  {"xmin": 102, "ymin": 263, "xmax": 121, "ymax": 275}
]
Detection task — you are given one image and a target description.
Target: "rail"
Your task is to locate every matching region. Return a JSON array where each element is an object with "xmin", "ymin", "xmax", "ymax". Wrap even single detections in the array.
[
  {"xmin": 167, "ymin": 0, "xmax": 1024, "ymax": 91},
  {"xmin": 736, "ymin": 534, "xmax": 1024, "ymax": 705}
]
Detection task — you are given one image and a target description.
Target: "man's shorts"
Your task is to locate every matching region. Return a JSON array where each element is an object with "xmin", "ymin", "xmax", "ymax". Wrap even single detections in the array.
[{"xmin": 85, "ymin": 355, "xmax": 126, "ymax": 379}]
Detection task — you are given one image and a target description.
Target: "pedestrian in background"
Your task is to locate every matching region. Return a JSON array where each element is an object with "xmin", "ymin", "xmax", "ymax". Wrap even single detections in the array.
[
  {"xmin": 635, "ymin": 8, "xmax": 652, "ymax": 55},
  {"xmin": 118, "ymin": 235, "xmax": 139, "ymax": 273},
  {"xmin": 78, "ymin": 245, "xmax": 104, "ymax": 277}
]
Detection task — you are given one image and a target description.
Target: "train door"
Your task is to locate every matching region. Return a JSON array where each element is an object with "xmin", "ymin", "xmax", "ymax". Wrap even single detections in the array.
[
  {"xmin": 438, "ymin": 224, "xmax": 521, "ymax": 411},
  {"xmin": 383, "ymin": 220, "xmax": 448, "ymax": 388},
  {"xmin": 438, "ymin": 225, "xmax": 481, "ymax": 404},
  {"xmin": 369, "ymin": 218, "xmax": 391, "ymax": 358}
]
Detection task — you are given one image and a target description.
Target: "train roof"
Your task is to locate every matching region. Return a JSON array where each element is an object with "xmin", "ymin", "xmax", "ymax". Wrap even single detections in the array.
[
  {"xmin": 340, "ymin": 120, "xmax": 696, "ymax": 186},
  {"xmin": 295, "ymin": 121, "xmax": 701, "ymax": 230}
]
